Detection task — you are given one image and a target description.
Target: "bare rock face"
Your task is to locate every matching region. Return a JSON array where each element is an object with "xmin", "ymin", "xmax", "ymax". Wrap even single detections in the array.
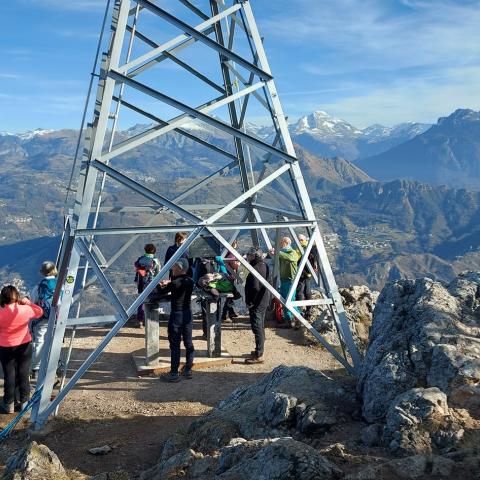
[
  {"xmin": 340, "ymin": 285, "xmax": 379, "ymax": 346},
  {"xmin": 216, "ymin": 437, "xmax": 342, "ymax": 480},
  {"xmin": 309, "ymin": 285, "xmax": 378, "ymax": 350},
  {"xmin": 345, "ymin": 454, "xmax": 457, "ymax": 480},
  {"xmin": 3, "ymin": 441, "xmax": 67, "ymax": 480},
  {"xmin": 358, "ymin": 272, "xmax": 480, "ymax": 423},
  {"xmin": 383, "ymin": 387, "xmax": 464, "ymax": 454},
  {"xmin": 141, "ymin": 365, "xmax": 354, "ymax": 479}
]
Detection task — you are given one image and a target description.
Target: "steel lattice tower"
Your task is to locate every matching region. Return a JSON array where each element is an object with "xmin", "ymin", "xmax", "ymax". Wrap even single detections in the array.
[{"xmin": 31, "ymin": 0, "xmax": 362, "ymax": 428}]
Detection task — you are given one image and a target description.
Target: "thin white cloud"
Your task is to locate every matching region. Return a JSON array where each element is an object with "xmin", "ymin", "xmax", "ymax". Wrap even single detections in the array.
[
  {"xmin": 25, "ymin": 0, "xmax": 106, "ymax": 11},
  {"xmin": 0, "ymin": 73, "xmax": 22, "ymax": 79},
  {"xmin": 262, "ymin": 0, "xmax": 480, "ymax": 71},
  {"xmin": 284, "ymin": 66, "xmax": 480, "ymax": 127},
  {"xmin": 55, "ymin": 30, "xmax": 99, "ymax": 40}
]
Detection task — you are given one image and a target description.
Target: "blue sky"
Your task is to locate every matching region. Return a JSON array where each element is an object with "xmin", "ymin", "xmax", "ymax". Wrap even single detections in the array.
[{"xmin": 1, "ymin": 0, "xmax": 480, "ymax": 132}]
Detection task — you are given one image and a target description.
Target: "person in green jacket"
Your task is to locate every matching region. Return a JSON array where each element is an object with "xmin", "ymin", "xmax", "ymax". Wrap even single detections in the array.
[{"xmin": 270, "ymin": 237, "xmax": 300, "ymax": 327}]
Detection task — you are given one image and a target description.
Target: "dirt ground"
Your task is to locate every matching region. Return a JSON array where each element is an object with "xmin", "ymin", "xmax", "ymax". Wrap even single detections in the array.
[{"xmin": 0, "ymin": 317, "xmax": 343, "ymax": 478}]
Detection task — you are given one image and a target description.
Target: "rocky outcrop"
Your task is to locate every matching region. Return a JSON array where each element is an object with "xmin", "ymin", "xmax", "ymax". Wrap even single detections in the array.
[
  {"xmin": 3, "ymin": 442, "xmax": 68, "ymax": 480},
  {"xmin": 383, "ymin": 387, "xmax": 464, "ymax": 454},
  {"xmin": 358, "ymin": 272, "xmax": 480, "ymax": 423},
  {"xmin": 308, "ymin": 285, "xmax": 378, "ymax": 350},
  {"xmin": 140, "ymin": 365, "xmax": 354, "ymax": 479},
  {"xmin": 141, "ymin": 437, "xmax": 342, "ymax": 480},
  {"xmin": 346, "ymin": 454, "xmax": 458, "ymax": 480}
]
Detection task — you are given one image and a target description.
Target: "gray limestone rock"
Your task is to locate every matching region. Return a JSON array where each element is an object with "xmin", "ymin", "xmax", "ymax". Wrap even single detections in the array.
[
  {"xmin": 346, "ymin": 454, "xmax": 456, "ymax": 480},
  {"xmin": 143, "ymin": 366, "xmax": 355, "ymax": 479},
  {"xmin": 358, "ymin": 273, "xmax": 480, "ymax": 423},
  {"xmin": 308, "ymin": 286, "xmax": 378, "ymax": 351},
  {"xmin": 256, "ymin": 391, "xmax": 297, "ymax": 427},
  {"xmin": 3, "ymin": 441, "xmax": 67, "ymax": 480},
  {"xmin": 383, "ymin": 387, "xmax": 463, "ymax": 454},
  {"xmin": 361, "ymin": 423, "xmax": 383, "ymax": 447},
  {"xmin": 216, "ymin": 437, "xmax": 342, "ymax": 480}
]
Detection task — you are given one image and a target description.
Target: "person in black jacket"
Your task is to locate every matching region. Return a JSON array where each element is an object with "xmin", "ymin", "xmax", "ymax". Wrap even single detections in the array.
[
  {"xmin": 244, "ymin": 247, "xmax": 270, "ymax": 364},
  {"xmin": 156, "ymin": 258, "xmax": 194, "ymax": 382}
]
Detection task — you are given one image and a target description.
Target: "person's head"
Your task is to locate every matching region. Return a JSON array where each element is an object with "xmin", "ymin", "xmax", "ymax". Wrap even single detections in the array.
[
  {"xmin": 144, "ymin": 243, "xmax": 156, "ymax": 255},
  {"xmin": 231, "ymin": 239, "xmax": 238, "ymax": 249},
  {"xmin": 280, "ymin": 236, "xmax": 292, "ymax": 248},
  {"xmin": 298, "ymin": 234, "xmax": 308, "ymax": 247},
  {"xmin": 40, "ymin": 261, "xmax": 58, "ymax": 277},
  {"xmin": 0, "ymin": 285, "xmax": 20, "ymax": 308},
  {"xmin": 246, "ymin": 246, "xmax": 263, "ymax": 262},
  {"xmin": 174, "ymin": 232, "xmax": 188, "ymax": 246},
  {"xmin": 171, "ymin": 258, "xmax": 189, "ymax": 277}
]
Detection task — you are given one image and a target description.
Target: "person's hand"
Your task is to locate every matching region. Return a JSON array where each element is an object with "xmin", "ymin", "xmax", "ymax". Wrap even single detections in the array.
[
  {"xmin": 269, "ymin": 248, "xmax": 275, "ymax": 255},
  {"xmin": 18, "ymin": 297, "xmax": 30, "ymax": 305}
]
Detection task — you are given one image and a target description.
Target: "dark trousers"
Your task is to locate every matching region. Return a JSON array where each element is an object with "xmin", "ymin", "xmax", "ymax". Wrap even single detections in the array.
[
  {"xmin": 137, "ymin": 283, "xmax": 145, "ymax": 322},
  {"xmin": 221, "ymin": 298, "xmax": 237, "ymax": 319},
  {"xmin": 296, "ymin": 277, "xmax": 313, "ymax": 315},
  {"xmin": 200, "ymin": 299, "xmax": 207, "ymax": 336},
  {"xmin": 168, "ymin": 310, "xmax": 194, "ymax": 374},
  {"xmin": 0, "ymin": 342, "xmax": 32, "ymax": 405},
  {"xmin": 249, "ymin": 307, "xmax": 266, "ymax": 357}
]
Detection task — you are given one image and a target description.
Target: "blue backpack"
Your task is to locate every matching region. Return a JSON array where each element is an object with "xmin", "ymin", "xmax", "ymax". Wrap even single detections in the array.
[
  {"xmin": 135, "ymin": 255, "xmax": 156, "ymax": 286},
  {"xmin": 37, "ymin": 278, "xmax": 56, "ymax": 320}
]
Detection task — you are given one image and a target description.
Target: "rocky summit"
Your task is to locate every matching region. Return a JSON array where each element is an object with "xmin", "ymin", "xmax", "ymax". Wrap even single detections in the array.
[
  {"xmin": 3, "ymin": 274, "xmax": 479, "ymax": 479},
  {"xmin": 358, "ymin": 271, "xmax": 480, "ymax": 423}
]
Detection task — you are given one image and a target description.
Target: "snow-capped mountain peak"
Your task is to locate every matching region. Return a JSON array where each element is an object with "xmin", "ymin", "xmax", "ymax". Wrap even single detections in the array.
[
  {"xmin": 291, "ymin": 110, "xmax": 362, "ymax": 138},
  {"xmin": 362, "ymin": 122, "xmax": 431, "ymax": 143},
  {"xmin": 17, "ymin": 128, "xmax": 54, "ymax": 140}
]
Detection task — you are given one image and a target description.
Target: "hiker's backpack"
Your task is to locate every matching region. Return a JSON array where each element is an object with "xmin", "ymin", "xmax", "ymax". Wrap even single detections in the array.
[
  {"xmin": 193, "ymin": 258, "xmax": 215, "ymax": 284},
  {"xmin": 36, "ymin": 278, "xmax": 56, "ymax": 320},
  {"xmin": 135, "ymin": 255, "xmax": 156, "ymax": 285},
  {"xmin": 273, "ymin": 298, "xmax": 283, "ymax": 324}
]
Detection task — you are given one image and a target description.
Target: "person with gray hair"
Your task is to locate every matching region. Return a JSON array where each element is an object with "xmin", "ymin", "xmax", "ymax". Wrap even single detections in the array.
[
  {"xmin": 244, "ymin": 247, "xmax": 270, "ymax": 364},
  {"xmin": 156, "ymin": 258, "xmax": 195, "ymax": 382},
  {"xmin": 269, "ymin": 237, "xmax": 301, "ymax": 327},
  {"xmin": 30, "ymin": 261, "xmax": 58, "ymax": 379}
]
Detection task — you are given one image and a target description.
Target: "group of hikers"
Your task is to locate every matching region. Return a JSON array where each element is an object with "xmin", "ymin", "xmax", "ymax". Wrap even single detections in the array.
[
  {"xmin": 0, "ymin": 261, "xmax": 57, "ymax": 414},
  {"xmin": 0, "ymin": 231, "xmax": 318, "ymax": 411},
  {"xmin": 134, "ymin": 232, "xmax": 318, "ymax": 383}
]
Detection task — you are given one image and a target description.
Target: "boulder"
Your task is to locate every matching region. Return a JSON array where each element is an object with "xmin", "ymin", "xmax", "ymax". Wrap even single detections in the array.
[
  {"xmin": 345, "ymin": 454, "xmax": 456, "ymax": 480},
  {"xmin": 358, "ymin": 273, "xmax": 480, "ymax": 422},
  {"xmin": 142, "ymin": 366, "xmax": 354, "ymax": 479},
  {"xmin": 216, "ymin": 437, "xmax": 342, "ymax": 480},
  {"xmin": 3, "ymin": 441, "xmax": 67, "ymax": 480},
  {"xmin": 383, "ymin": 387, "xmax": 463, "ymax": 454},
  {"xmin": 361, "ymin": 423, "xmax": 383, "ymax": 447},
  {"xmin": 308, "ymin": 286, "xmax": 378, "ymax": 351}
]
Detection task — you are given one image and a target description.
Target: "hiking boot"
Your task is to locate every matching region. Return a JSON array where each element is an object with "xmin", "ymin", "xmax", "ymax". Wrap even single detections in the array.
[
  {"xmin": 245, "ymin": 354, "xmax": 264, "ymax": 365},
  {"xmin": 160, "ymin": 372, "xmax": 180, "ymax": 383},
  {"xmin": 229, "ymin": 311, "xmax": 239, "ymax": 318},
  {"xmin": 0, "ymin": 402, "xmax": 14, "ymax": 414},
  {"xmin": 183, "ymin": 369, "xmax": 193, "ymax": 380},
  {"xmin": 14, "ymin": 401, "xmax": 29, "ymax": 412}
]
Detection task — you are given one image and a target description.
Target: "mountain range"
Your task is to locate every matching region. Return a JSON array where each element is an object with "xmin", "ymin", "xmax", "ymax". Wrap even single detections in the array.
[
  {"xmin": 2, "ymin": 108, "xmax": 480, "ymax": 290},
  {"xmin": 290, "ymin": 110, "xmax": 431, "ymax": 161},
  {"xmin": 357, "ymin": 109, "xmax": 480, "ymax": 190}
]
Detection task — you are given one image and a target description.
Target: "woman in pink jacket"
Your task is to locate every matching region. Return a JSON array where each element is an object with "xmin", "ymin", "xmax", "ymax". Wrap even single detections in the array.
[{"xmin": 0, "ymin": 285, "xmax": 43, "ymax": 413}]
